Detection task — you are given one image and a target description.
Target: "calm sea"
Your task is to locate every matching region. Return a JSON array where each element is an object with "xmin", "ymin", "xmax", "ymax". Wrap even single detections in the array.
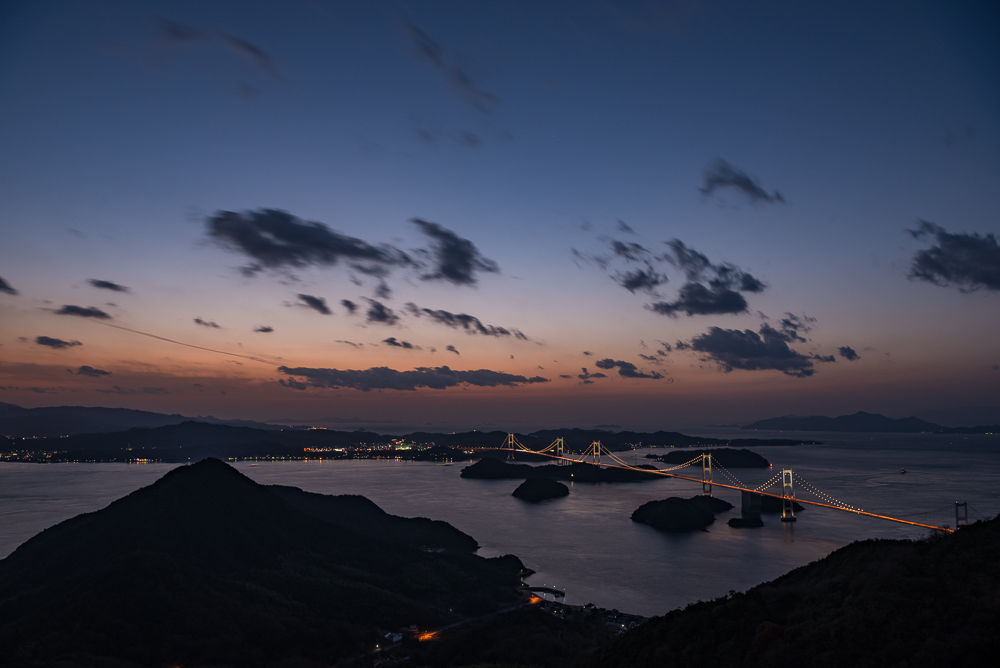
[{"xmin": 2, "ymin": 430, "xmax": 998, "ymax": 618}]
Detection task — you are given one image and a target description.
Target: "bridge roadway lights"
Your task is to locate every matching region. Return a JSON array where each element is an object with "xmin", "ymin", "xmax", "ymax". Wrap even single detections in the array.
[{"xmin": 780, "ymin": 469, "xmax": 796, "ymax": 522}]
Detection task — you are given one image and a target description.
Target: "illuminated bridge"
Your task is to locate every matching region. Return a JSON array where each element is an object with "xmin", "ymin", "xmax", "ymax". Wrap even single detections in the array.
[{"xmin": 491, "ymin": 434, "xmax": 965, "ymax": 533}]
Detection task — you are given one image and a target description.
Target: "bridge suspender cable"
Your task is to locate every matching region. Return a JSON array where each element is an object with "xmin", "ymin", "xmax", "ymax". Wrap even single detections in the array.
[{"xmin": 495, "ymin": 436, "xmax": 955, "ymax": 533}]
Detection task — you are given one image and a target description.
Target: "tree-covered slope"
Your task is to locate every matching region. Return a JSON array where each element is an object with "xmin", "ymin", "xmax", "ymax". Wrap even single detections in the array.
[{"xmin": 582, "ymin": 516, "xmax": 1000, "ymax": 667}]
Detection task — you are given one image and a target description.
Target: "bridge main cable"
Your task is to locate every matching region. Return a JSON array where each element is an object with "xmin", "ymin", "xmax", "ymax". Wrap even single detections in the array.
[{"xmin": 500, "ymin": 439, "xmax": 954, "ymax": 533}]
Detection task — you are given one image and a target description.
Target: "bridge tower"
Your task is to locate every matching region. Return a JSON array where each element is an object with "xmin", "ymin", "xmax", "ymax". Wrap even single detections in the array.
[
  {"xmin": 702, "ymin": 454, "xmax": 713, "ymax": 496},
  {"xmin": 593, "ymin": 441, "xmax": 602, "ymax": 465},
  {"xmin": 780, "ymin": 469, "xmax": 796, "ymax": 522},
  {"xmin": 554, "ymin": 437, "xmax": 567, "ymax": 464},
  {"xmin": 502, "ymin": 433, "xmax": 517, "ymax": 460},
  {"xmin": 955, "ymin": 501, "xmax": 968, "ymax": 527}
]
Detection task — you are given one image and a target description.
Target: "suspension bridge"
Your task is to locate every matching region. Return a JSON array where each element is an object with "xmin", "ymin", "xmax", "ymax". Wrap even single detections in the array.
[{"xmin": 491, "ymin": 434, "xmax": 966, "ymax": 533}]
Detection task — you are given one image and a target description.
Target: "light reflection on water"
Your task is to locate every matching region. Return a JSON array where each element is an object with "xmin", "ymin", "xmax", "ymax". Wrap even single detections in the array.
[{"xmin": 1, "ymin": 432, "xmax": 997, "ymax": 617}]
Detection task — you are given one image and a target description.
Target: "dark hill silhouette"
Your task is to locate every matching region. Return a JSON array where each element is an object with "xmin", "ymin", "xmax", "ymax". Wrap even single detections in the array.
[
  {"xmin": 269, "ymin": 484, "xmax": 479, "ymax": 552},
  {"xmin": 0, "ymin": 459, "xmax": 524, "ymax": 666},
  {"xmin": 742, "ymin": 411, "xmax": 942, "ymax": 432},
  {"xmin": 512, "ymin": 477, "xmax": 570, "ymax": 503},
  {"xmin": 583, "ymin": 515, "xmax": 1000, "ymax": 667}
]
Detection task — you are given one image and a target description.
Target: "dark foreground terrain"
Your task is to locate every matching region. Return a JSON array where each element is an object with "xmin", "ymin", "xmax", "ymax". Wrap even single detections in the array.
[
  {"xmin": 0, "ymin": 457, "xmax": 996, "ymax": 667},
  {"xmin": 0, "ymin": 459, "xmax": 525, "ymax": 667},
  {"xmin": 583, "ymin": 516, "xmax": 1000, "ymax": 668}
]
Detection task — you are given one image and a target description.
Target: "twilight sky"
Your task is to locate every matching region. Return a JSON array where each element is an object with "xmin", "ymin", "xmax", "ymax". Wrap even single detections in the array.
[{"xmin": 1, "ymin": 0, "xmax": 998, "ymax": 432}]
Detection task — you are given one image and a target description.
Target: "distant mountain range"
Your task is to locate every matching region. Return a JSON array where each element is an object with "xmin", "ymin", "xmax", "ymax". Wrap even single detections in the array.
[
  {"xmin": 0, "ymin": 401, "xmax": 286, "ymax": 438},
  {"xmin": 742, "ymin": 410, "xmax": 999, "ymax": 434}
]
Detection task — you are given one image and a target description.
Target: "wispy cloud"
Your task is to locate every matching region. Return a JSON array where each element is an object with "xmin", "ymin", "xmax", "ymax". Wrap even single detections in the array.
[
  {"xmin": 411, "ymin": 218, "xmax": 499, "ymax": 286},
  {"xmin": 35, "ymin": 336, "xmax": 82, "ymax": 349},
  {"xmin": 279, "ymin": 365, "xmax": 549, "ymax": 392},
  {"xmin": 402, "ymin": 19, "xmax": 500, "ymax": 114},
  {"xmin": 88, "ymin": 279, "xmax": 130, "ymax": 293},
  {"xmin": 594, "ymin": 359, "xmax": 663, "ymax": 379},
  {"xmin": 699, "ymin": 158, "xmax": 784, "ymax": 204},
  {"xmin": 253, "ymin": 325, "xmax": 274, "ymax": 333},
  {"xmin": 383, "ymin": 337, "xmax": 420, "ymax": 350},
  {"xmin": 55, "ymin": 305, "xmax": 112, "ymax": 319},
  {"xmin": 648, "ymin": 240, "xmax": 766, "ymax": 316},
  {"xmin": 297, "ymin": 294, "xmax": 332, "ymax": 315},
  {"xmin": 74, "ymin": 365, "xmax": 111, "ymax": 377},
  {"xmin": 446, "ymin": 344, "xmax": 460, "ymax": 355},
  {"xmin": 838, "ymin": 346, "xmax": 860, "ymax": 361},
  {"xmin": 907, "ymin": 221, "xmax": 1000, "ymax": 292},
  {"xmin": 405, "ymin": 303, "xmax": 527, "ymax": 339},
  {"xmin": 0, "ymin": 276, "xmax": 20, "ymax": 295},
  {"xmin": 675, "ymin": 321, "xmax": 831, "ymax": 378},
  {"xmin": 194, "ymin": 317, "xmax": 221, "ymax": 328},
  {"xmin": 365, "ymin": 299, "xmax": 399, "ymax": 325}
]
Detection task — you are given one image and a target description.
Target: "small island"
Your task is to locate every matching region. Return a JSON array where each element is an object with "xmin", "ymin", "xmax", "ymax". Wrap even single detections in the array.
[
  {"xmin": 631, "ymin": 496, "xmax": 734, "ymax": 533},
  {"xmin": 650, "ymin": 448, "xmax": 769, "ymax": 468},
  {"xmin": 460, "ymin": 457, "xmax": 662, "ymax": 482},
  {"xmin": 512, "ymin": 477, "xmax": 570, "ymax": 503}
]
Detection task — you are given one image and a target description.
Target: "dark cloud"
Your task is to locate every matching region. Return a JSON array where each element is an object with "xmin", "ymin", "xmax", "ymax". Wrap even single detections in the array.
[
  {"xmin": 340, "ymin": 299, "xmax": 358, "ymax": 314},
  {"xmin": 638, "ymin": 354, "xmax": 659, "ymax": 362},
  {"xmin": 559, "ymin": 374, "xmax": 573, "ymax": 379},
  {"xmin": 383, "ymin": 337, "xmax": 419, "ymax": 350},
  {"xmin": 95, "ymin": 385, "xmax": 170, "ymax": 395},
  {"xmin": 374, "ymin": 281, "xmax": 392, "ymax": 299},
  {"xmin": 194, "ymin": 317, "xmax": 221, "ymax": 328},
  {"xmin": 446, "ymin": 345, "xmax": 459, "ymax": 355},
  {"xmin": 675, "ymin": 325, "xmax": 820, "ymax": 378},
  {"xmin": 74, "ymin": 365, "xmax": 111, "ymax": 377},
  {"xmin": 773, "ymin": 313, "xmax": 814, "ymax": 342},
  {"xmin": 336, "ymin": 340, "xmax": 363, "ymax": 348},
  {"xmin": 578, "ymin": 367, "xmax": 608, "ymax": 380},
  {"xmin": 649, "ymin": 240, "xmax": 766, "ymax": 316},
  {"xmin": 254, "ymin": 325, "xmax": 274, "ymax": 333},
  {"xmin": 55, "ymin": 305, "xmax": 112, "ymax": 319},
  {"xmin": 402, "ymin": 20, "xmax": 500, "ymax": 114},
  {"xmin": 582, "ymin": 351, "xmax": 593, "ymax": 356},
  {"xmin": 594, "ymin": 359, "xmax": 663, "ymax": 379},
  {"xmin": 297, "ymin": 294, "xmax": 332, "ymax": 316},
  {"xmin": 207, "ymin": 209, "xmax": 410, "ymax": 276},
  {"xmin": 412, "ymin": 218, "xmax": 499, "ymax": 286},
  {"xmin": 649, "ymin": 282, "xmax": 747, "ymax": 316},
  {"xmin": 0, "ymin": 276, "xmax": 20, "ymax": 295},
  {"xmin": 365, "ymin": 299, "xmax": 399, "ymax": 325},
  {"xmin": 404, "ymin": 303, "xmax": 527, "ymax": 339},
  {"xmin": 616, "ymin": 220, "xmax": 636, "ymax": 234},
  {"xmin": 838, "ymin": 346, "xmax": 860, "ymax": 361},
  {"xmin": 36, "ymin": 336, "xmax": 82, "ymax": 349},
  {"xmin": 88, "ymin": 279, "xmax": 130, "ymax": 293},
  {"xmin": 610, "ymin": 240, "xmax": 651, "ymax": 261},
  {"xmin": 616, "ymin": 267, "xmax": 669, "ymax": 295},
  {"xmin": 907, "ymin": 221, "xmax": 1000, "ymax": 292},
  {"xmin": 279, "ymin": 377, "xmax": 309, "ymax": 390},
  {"xmin": 279, "ymin": 365, "xmax": 549, "ymax": 392},
  {"xmin": 700, "ymin": 158, "xmax": 784, "ymax": 204}
]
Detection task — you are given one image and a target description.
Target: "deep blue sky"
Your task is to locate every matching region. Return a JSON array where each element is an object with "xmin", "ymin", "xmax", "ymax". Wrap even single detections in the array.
[{"xmin": 1, "ymin": 1, "xmax": 997, "ymax": 431}]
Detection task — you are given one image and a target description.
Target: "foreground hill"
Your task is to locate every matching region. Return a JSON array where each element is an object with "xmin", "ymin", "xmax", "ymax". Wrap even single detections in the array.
[
  {"xmin": 0, "ymin": 459, "xmax": 524, "ymax": 667},
  {"xmin": 583, "ymin": 515, "xmax": 1000, "ymax": 667},
  {"xmin": 742, "ymin": 411, "xmax": 942, "ymax": 432}
]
